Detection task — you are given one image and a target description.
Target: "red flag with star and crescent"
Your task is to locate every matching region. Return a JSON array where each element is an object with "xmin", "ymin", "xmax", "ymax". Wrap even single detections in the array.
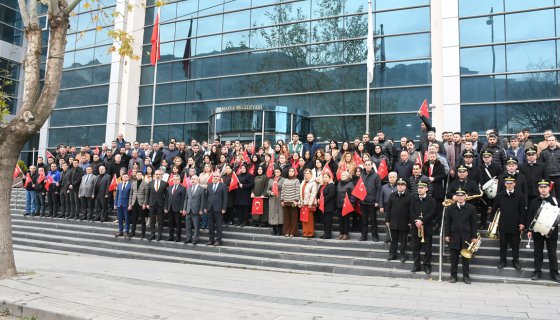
[
  {"xmin": 109, "ymin": 174, "xmax": 118, "ymax": 192},
  {"xmin": 13, "ymin": 165, "xmax": 23, "ymax": 179},
  {"xmin": 377, "ymin": 158, "xmax": 388, "ymax": 180},
  {"xmin": 342, "ymin": 193, "xmax": 354, "ymax": 216},
  {"xmin": 229, "ymin": 172, "xmax": 239, "ymax": 191},
  {"xmin": 24, "ymin": 172, "xmax": 32, "ymax": 188},
  {"xmin": 272, "ymin": 178, "xmax": 279, "ymax": 196},
  {"xmin": 251, "ymin": 198, "xmax": 264, "ymax": 215},
  {"xmin": 322, "ymin": 163, "xmax": 333, "ymax": 179},
  {"xmin": 353, "ymin": 152, "xmax": 364, "ymax": 167},
  {"xmin": 415, "ymin": 153, "xmax": 423, "ymax": 168},
  {"xmin": 352, "ymin": 177, "xmax": 367, "ymax": 201},
  {"xmin": 150, "ymin": 7, "xmax": 161, "ymax": 65},
  {"xmin": 337, "ymin": 161, "xmax": 347, "ymax": 181},
  {"xmin": 45, "ymin": 175, "xmax": 54, "ymax": 191},
  {"xmin": 182, "ymin": 174, "xmax": 191, "ymax": 189},
  {"xmin": 37, "ymin": 172, "xmax": 45, "ymax": 184},
  {"xmin": 419, "ymin": 99, "xmax": 430, "ymax": 119}
]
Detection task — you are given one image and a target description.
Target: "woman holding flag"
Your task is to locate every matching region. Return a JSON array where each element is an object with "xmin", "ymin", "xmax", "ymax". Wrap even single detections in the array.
[
  {"xmin": 320, "ymin": 173, "xmax": 336, "ymax": 239},
  {"xmin": 46, "ymin": 163, "xmax": 61, "ymax": 218},
  {"xmin": 267, "ymin": 168, "xmax": 284, "ymax": 235},
  {"xmin": 251, "ymin": 166, "xmax": 269, "ymax": 227},
  {"xmin": 300, "ymin": 169, "xmax": 318, "ymax": 238},
  {"xmin": 336, "ymin": 171, "xmax": 355, "ymax": 240}
]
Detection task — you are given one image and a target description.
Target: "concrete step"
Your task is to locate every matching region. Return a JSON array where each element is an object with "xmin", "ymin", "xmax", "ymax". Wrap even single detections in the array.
[{"xmin": 10, "ymin": 214, "xmax": 559, "ymax": 285}]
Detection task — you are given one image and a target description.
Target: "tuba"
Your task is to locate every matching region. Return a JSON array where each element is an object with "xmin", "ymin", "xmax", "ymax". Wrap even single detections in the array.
[
  {"xmin": 487, "ymin": 209, "xmax": 500, "ymax": 239},
  {"xmin": 460, "ymin": 233, "xmax": 482, "ymax": 259}
]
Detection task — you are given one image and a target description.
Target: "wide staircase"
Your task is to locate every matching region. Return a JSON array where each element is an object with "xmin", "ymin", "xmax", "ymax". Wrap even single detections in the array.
[{"xmin": 8, "ymin": 187, "xmax": 559, "ymax": 285}]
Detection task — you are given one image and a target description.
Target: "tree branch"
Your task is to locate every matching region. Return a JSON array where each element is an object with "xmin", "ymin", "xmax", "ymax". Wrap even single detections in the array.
[
  {"xmin": 29, "ymin": 0, "xmax": 39, "ymax": 27},
  {"xmin": 64, "ymin": 0, "xmax": 82, "ymax": 15},
  {"xmin": 17, "ymin": 0, "xmax": 30, "ymax": 27}
]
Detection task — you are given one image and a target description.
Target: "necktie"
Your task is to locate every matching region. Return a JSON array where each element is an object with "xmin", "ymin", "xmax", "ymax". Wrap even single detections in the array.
[
  {"xmin": 193, "ymin": 185, "xmax": 197, "ymax": 194},
  {"xmin": 123, "ymin": 182, "xmax": 126, "ymax": 191},
  {"xmin": 156, "ymin": 180, "xmax": 159, "ymax": 192},
  {"xmin": 428, "ymin": 165, "xmax": 432, "ymax": 177},
  {"xmin": 213, "ymin": 183, "xmax": 217, "ymax": 192},
  {"xmin": 85, "ymin": 174, "xmax": 89, "ymax": 184},
  {"xmin": 172, "ymin": 185, "xmax": 177, "ymax": 195}
]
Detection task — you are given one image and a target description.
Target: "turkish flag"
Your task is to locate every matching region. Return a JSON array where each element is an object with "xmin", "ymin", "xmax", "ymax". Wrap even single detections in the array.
[
  {"xmin": 46, "ymin": 150, "xmax": 54, "ymax": 159},
  {"xmin": 342, "ymin": 193, "xmax": 354, "ymax": 216},
  {"xmin": 109, "ymin": 174, "xmax": 118, "ymax": 192},
  {"xmin": 423, "ymin": 151, "xmax": 428, "ymax": 165},
  {"xmin": 353, "ymin": 152, "xmax": 364, "ymax": 167},
  {"xmin": 182, "ymin": 174, "xmax": 191, "ymax": 189},
  {"xmin": 322, "ymin": 163, "xmax": 333, "ymax": 179},
  {"xmin": 272, "ymin": 179, "xmax": 279, "ymax": 196},
  {"xmin": 24, "ymin": 172, "xmax": 32, "ymax": 188},
  {"xmin": 248, "ymin": 164, "xmax": 255, "ymax": 175},
  {"xmin": 300, "ymin": 206, "xmax": 309, "ymax": 222},
  {"xmin": 37, "ymin": 173, "xmax": 45, "ymax": 184},
  {"xmin": 419, "ymin": 99, "xmax": 430, "ymax": 119},
  {"xmin": 352, "ymin": 177, "xmax": 367, "ymax": 201},
  {"xmin": 337, "ymin": 161, "xmax": 347, "ymax": 181},
  {"xmin": 354, "ymin": 203, "xmax": 362, "ymax": 215},
  {"xmin": 242, "ymin": 150, "xmax": 250, "ymax": 164},
  {"xmin": 150, "ymin": 8, "xmax": 161, "ymax": 65},
  {"xmin": 94, "ymin": 146, "xmax": 99, "ymax": 155},
  {"xmin": 266, "ymin": 161, "xmax": 274, "ymax": 178},
  {"xmin": 229, "ymin": 172, "xmax": 239, "ymax": 191},
  {"xmin": 377, "ymin": 159, "xmax": 388, "ymax": 180},
  {"xmin": 45, "ymin": 175, "xmax": 54, "ymax": 191},
  {"xmin": 168, "ymin": 174, "xmax": 175, "ymax": 183},
  {"xmin": 252, "ymin": 198, "xmax": 264, "ymax": 215},
  {"xmin": 415, "ymin": 153, "xmax": 423, "ymax": 168},
  {"xmin": 13, "ymin": 165, "xmax": 22, "ymax": 179}
]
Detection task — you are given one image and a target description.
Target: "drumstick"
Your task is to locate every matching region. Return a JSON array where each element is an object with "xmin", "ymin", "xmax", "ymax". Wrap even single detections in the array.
[{"xmin": 526, "ymin": 234, "xmax": 532, "ymax": 249}]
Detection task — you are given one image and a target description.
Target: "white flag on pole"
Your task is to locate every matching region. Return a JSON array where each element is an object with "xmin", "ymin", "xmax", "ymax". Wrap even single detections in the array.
[{"xmin": 366, "ymin": 0, "xmax": 375, "ymax": 84}]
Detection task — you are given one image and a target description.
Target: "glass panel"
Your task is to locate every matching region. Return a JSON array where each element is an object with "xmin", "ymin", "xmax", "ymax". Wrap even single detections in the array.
[
  {"xmin": 196, "ymin": 14, "xmax": 223, "ymax": 36},
  {"xmin": 377, "ymin": 33, "xmax": 430, "ymax": 61},
  {"xmin": 309, "ymin": 42, "xmax": 344, "ymax": 67},
  {"xmin": 223, "ymin": 9, "xmax": 250, "ymax": 32},
  {"xmin": 50, "ymin": 107, "xmax": 107, "ymax": 127},
  {"xmin": 507, "ymin": 72, "xmax": 559, "ymax": 100},
  {"xmin": 505, "ymin": 0, "xmax": 554, "ymax": 11},
  {"xmin": 369, "ymin": 113, "xmax": 419, "ymax": 141},
  {"xmin": 193, "ymin": 79, "xmax": 219, "ymax": 100},
  {"xmin": 312, "ymin": 115, "xmax": 365, "ymax": 142},
  {"xmin": 195, "ymin": 34, "xmax": 222, "ymax": 55},
  {"xmin": 192, "ymin": 56, "xmax": 221, "ymax": 77},
  {"xmin": 373, "ymin": 86, "xmax": 432, "ymax": 113},
  {"xmin": 460, "ymin": 15, "xmax": 505, "ymax": 46},
  {"xmin": 507, "ymin": 40, "xmax": 556, "ymax": 72},
  {"xmin": 375, "ymin": 0, "xmax": 429, "ymax": 11},
  {"xmin": 309, "ymin": 92, "xmax": 343, "ymax": 116},
  {"xmin": 459, "ymin": 0, "xmax": 504, "ymax": 17},
  {"xmin": 461, "ymin": 105, "xmax": 507, "ymax": 134},
  {"xmin": 159, "ymin": 22, "xmax": 176, "ymax": 43},
  {"xmin": 246, "ymin": 73, "xmax": 278, "ymax": 96},
  {"xmin": 156, "ymin": 62, "xmax": 173, "ymax": 82},
  {"xmin": 222, "ymin": 30, "xmax": 250, "ymax": 51},
  {"xmin": 460, "ymin": 45, "xmax": 506, "ymax": 75},
  {"xmin": 264, "ymin": 111, "xmax": 290, "ymax": 133},
  {"xmin": 506, "ymin": 9, "xmax": 555, "ymax": 42},
  {"xmin": 460, "ymin": 75, "xmax": 507, "ymax": 102},
  {"xmin": 48, "ymin": 125, "xmax": 106, "ymax": 148},
  {"xmin": 221, "ymin": 52, "xmax": 249, "ymax": 75},
  {"xmin": 155, "ymin": 83, "xmax": 172, "ymax": 103},
  {"xmin": 376, "ymin": 7, "xmax": 430, "ymax": 35},
  {"xmin": 199, "ymin": 0, "xmax": 223, "ymax": 16},
  {"xmin": 186, "ymin": 104, "xmax": 211, "ymax": 122},
  {"xmin": 94, "ymin": 45, "xmax": 112, "ymax": 64},
  {"xmin": 137, "ymin": 107, "xmax": 152, "ymax": 126},
  {"xmin": 176, "ymin": 19, "xmax": 196, "ymax": 40},
  {"xmin": 507, "ymin": 102, "xmax": 560, "ymax": 133},
  {"xmin": 374, "ymin": 60, "xmax": 432, "ymax": 87},
  {"xmin": 277, "ymin": 71, "xmax": 307, "ymax": 94}
]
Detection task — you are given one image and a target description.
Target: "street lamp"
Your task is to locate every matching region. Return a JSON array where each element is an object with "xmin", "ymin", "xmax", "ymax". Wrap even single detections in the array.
[{"xmin": 486, "ymin": 7, "xmax": 497, "ymax": 130}]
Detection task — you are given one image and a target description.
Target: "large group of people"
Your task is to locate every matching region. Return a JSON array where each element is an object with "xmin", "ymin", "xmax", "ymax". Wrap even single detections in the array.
[{"xmin": 17, "ymin": 115, "xmax": 560, "ymax": 284}]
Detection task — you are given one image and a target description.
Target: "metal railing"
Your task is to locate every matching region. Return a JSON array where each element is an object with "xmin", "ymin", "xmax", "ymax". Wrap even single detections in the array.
[{"xmin": 11, "ymin": 181, "xmax": 23, "ymax": 211}]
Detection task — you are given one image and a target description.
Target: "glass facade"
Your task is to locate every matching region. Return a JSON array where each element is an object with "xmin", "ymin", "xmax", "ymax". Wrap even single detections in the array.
[
  {"xmin": 0, "ymin": 0, "xmax": 23, "ymax": 46},
  {"xmin": 47, "ymin": 1, "xmax": 116, "ymax": 147},
  {"xmin": 459, "ymin": 0, "xmax": 560, "ymax": 134},
  {"xmin": 137, "ymin": 0, "xmax": 432, "ymax": 143},
  {"xmin": 0, "ymin": 57, "xmax": 20, "ymax": 114}
]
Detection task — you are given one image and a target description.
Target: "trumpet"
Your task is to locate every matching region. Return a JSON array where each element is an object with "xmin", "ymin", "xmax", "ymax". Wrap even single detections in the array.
[
  {"xmin": 487, "ymin": 209, "xmax": 500, "ymax": 239},
  {"xmin": 460, "ymin": 233, "xmax": 482, "ymax": 259},
  {"xmin": 442, "ymin": 190, "xmax": 484, "ymax": 207},
  {"xmin": 418, "ymin": 213, "xmax": 425, "ymax": 243}
]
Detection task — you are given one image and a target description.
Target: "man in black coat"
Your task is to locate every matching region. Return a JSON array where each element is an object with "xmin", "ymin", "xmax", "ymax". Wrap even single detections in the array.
[
  {"xmin": 446, "ymin": 165, "xmax": 479, "ymax": 199},
  {"xmin": 527, "ymin": 179, "xmax": 560, "ymax": 282},
  {"xmin": 360, "ymin": 159, "xmax": 382, "ymax": 242},
  {"xmin": 481, "ymin": 133, "xmax": 507, "ymax": 172},
  {"xmin": 385, "ymin": 179, "xmax": 411, "ymax": 262},
  {"xmin": 409, "ymin": 164, "xmax": 431, "ymax": 197},
  {"xmin": 58, "ymin": 163, "xmax": 71, "ymax": 218},
  {"xmin": 444, "ymin": 189, "xmax": 478, "ymax": 284},
  {"xmin": 519, "ymin": 147, "xmax": 545, "ymax": 204},
  {"xmin": 538, "ymin": 135, "xmax": 560, "ymax": 198},
  {"xmin": 491, "ymin": 177, "xmax": 527, "ymax": 270},
  {"xmin": 422, "ymin": 151, "xmax": 446, "ymax": 231},
  {"xmin": 146, "ymin": 169, "xmax": 168, "ymax": 241},
  {"xmin": 409, "ymin": 182, "xmax": 437, "ymax": 274},
  {"xmin": 462, "ymin": 151, "xmax": 482, "ymax": 186},
  {"xmin": 394, "ymin": 150, "xmax": 414, "ymax": 181},
  {"xmin": 149, "ymin": 143, "xmax": 163, "ymax": 169},
  {"xmin": 497, "ymin": 157, "xmax": 528, "ymax": 204},
  {"xmin": 68, "ymin": 159, "xmax": 83, "ymax": 220},
  {"xmin": 206, "ymin": 172, "xmax": 228, "ymax": 246},
  {"xmin": 93, "ymin": 165, "xmax": 111, "ymax": 222},
  {"xmin": 164, "ymin": 175, "xmax": 186, "ymax": 242},
  {"xmin": 479, "ymin": 150, "xmax": 502, "ymax": 229}
]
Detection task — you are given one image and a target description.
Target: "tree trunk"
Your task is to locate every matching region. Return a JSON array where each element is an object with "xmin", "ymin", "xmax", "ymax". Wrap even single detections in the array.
[{"xmin": 0, "ymin": 5, "xmax": 70, "ymax": 277}]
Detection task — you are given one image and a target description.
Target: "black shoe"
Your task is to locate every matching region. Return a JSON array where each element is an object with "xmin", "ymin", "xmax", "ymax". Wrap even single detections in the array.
[
  {"xmin": 148, "ymin": 235, "xmax": 155, "ymax": 241},
  {"xmin": 384, "ymin": 237, "xmax": 391, "ymax": 243},
  {"xmin": 531, "ymin": 271, "xmax": 542, "ymax": 281},
  {"xmin": 411, "ymin": 266, "xmax": 421, "ymax": 273},
  {"xmin": 166, "ymin": 237, "xmax": 175, "ymax": 242},
  {"xmin": 213, "ymin": 241, "xmax": 222, "ymax": 247},
  {"xmin": 192, "ymin": 240, "xmax": 198, "ymax": 245},
  {"xmin": 372, "ymin": 234, "xmax": 379, "ymax": 242},
  {"xmin": 184, "ymin": 239, "xmax": 192, "ymax": 244},
  {"xmin": 156, "ymin": 236, "xmax": 162, "ymax": 241},
  {"xmin": 359, "ymin": 235, "xmax": 367, "ymax": 241},
  {"xmin": 124, "ymin": 233, "xmax": 130, "ymax": 239},
  {"xmin": 497, "ymin": 261, "xmax": 506, "ymax": 269},
  {"xmin": 512, "ymin": 262, "xmax": 521, "ymax": 270},
  {"xmin": 400, "ymin": 255, "xmax": 407, "ymax": 263},
  {"xmin": 449, "ymin": 276, "xmax": 457, "ymax": 283},
  {"xmin": 386, "ymin": 255, "xmax": 397, "ymax": 261},
  {"xmin": 175, "ymin": 238, "xmax": 181, "ymax": 243},
  {"xmin": 551, "ymin": 273, "xmax": 560, "ymax": 283},
  {"xmin": 423, "ymin": 265, "xmax": 432, "ymax": 275},
  {"xmin": 463, "ymin": 276, "xmax": 471, "ymax": 284},
  {"xmin": 206, "ymin": 241, "xmax": 215, "ymax": 246},
  {"xmin": 114, "ymin": 233, "xmax": 123, "ymax": 238}
]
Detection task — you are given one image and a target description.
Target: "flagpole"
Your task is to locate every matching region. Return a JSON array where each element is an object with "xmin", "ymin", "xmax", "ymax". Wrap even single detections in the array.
[
  {"xmin": 366, "ymin": 0, "xmax": 374, "ymax": 134},
  {"xmin": 149, "ymin": 7, "xmax": 161, "ymax": 145},
  {"xmin": 366, "ymin": 71, "xmax": 370, "ymax": 134}
]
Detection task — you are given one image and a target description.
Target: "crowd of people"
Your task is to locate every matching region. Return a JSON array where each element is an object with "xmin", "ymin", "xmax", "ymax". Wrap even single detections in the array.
[{"xmin": 16, "ymin": 115, "xmax": 560, "ymax": 284}]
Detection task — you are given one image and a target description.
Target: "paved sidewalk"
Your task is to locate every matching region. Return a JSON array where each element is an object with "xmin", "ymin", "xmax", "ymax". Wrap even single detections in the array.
[{"xmin": 0, "ymin": 250, "xmax": 559, "ymax": 320}]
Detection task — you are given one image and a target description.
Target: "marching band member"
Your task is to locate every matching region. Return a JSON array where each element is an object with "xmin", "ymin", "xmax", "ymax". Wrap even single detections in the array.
[
  {"xmin": 385, "ymin": 178, "xmax": 411, "ymax": 262},
  {"xmin": 409, "ymin": 181, "xmax": 436, "ymax": 274}
]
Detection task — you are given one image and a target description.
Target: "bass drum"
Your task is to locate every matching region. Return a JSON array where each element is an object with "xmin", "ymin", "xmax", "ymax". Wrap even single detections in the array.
[
  {"xmin": 530, "ymin": 202, "xmax": 560, "ymax": 238},
  {"xmin": 482, "ymin": 178, "xmax": 498, "ymax": 199}
]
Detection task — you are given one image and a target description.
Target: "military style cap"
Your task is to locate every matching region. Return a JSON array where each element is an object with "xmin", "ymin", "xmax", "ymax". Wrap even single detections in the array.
[
  {"xmin": 463, "ymin": 151, "xmax": 474, "ymax": 157},
  {"xmin": 417, "ymin": 181, "xmax": 428, "ymax": 188},
  {"xmin": 504, "ymin": 176, "xmax": 516, "ymax": 184},
  {"xmin": 457, "ymin": 165, "xmax": 468, "ymax": 172},
  {"xmin": 506, "ymin": 157, "xmax": 518, "ymax": 165},
  {"xmin": 482, "ymin": 150, "xmax": 493, "ymax": 157},
  {"xmin": 455, "ymin": 189, "xmax": 467, "ymax": 196},
  {"xmin": 396, "ymin": 178, "xmax": 407, "ymax": 185},
  {"xmin": 537, "ymin": 179, "xmax": 550, "ymax": 187},
  {"xmin": 525, "ymin": 147, "xmax": 537, "ymax": 155}
]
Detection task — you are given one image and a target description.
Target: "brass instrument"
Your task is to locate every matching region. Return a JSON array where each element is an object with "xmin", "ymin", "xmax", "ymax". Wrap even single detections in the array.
[
  {"xmin": 460, "ymin": 233, "xmax": 482, "ymax": 259},
  {"xmin": 487, "ymin": 209, "xmax": 500, "ymax": 239},
  {"xmin": 442, "ymin": 190, "xmax": 484, "ymax": 207},
  {"xmin": 418, "ymin": 212, "xmax": 425, "ymax": 243}
]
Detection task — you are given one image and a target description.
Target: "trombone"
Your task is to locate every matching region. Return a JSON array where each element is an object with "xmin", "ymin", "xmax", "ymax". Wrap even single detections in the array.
[{"xmin": 487, "ymin": 209, "xmax": 500, "ymax": 239}]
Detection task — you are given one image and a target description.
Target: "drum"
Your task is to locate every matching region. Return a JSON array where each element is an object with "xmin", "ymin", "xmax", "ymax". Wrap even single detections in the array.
[
  {"xmin": 530, "ymin": 202, "xmax": 560, "ymax": 238},
  {"xmin": 482, "ymin": 178, "xmax": 498, "ymax": 199}
]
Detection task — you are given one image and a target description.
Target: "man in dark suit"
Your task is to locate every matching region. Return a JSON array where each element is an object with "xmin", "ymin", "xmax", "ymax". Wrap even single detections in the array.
[
  {"xmin": 519, "ymin": 147, "xmax": 545, "ymax": 204},
  {"xmin": 146, "ymin": 169, "xmax": 168, "ymax": 241},
  {"xmin": 93, "ymin": 165, "xmax": 111, "ymax": 222},
  {"xmin": 164, "ymin": 175, "xmax": 186, "ymax": 242},
  {"xmin": 150, "ymin": 143, "xmax": 163, "ymax": 169},
  {"xmin": 385, "ymin": 178, "xmax": 411, "ymax": 262},
  {"xmin": 206, "ymin": 172, "xmax": 228, "ymax": 246},
  {"xmin": 68, "ymin": 159, "xmax": 83, "ymax": 219},
  {"xmin": 182, "ymin": 175, "xmax": 206, "ymax": 245},
  {"xmin": 444, "ymin": 189, "xmax": 478, "ymax": 284},
  {"xmin": 114, "ymin": 173, "xmax": 132, "ymax": 238}
]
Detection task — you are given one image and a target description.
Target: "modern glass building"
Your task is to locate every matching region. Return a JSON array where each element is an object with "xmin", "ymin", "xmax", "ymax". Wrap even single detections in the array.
[{"xmin": 4, "ymin": 0, "xmax": 560, "ymax": 157}]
